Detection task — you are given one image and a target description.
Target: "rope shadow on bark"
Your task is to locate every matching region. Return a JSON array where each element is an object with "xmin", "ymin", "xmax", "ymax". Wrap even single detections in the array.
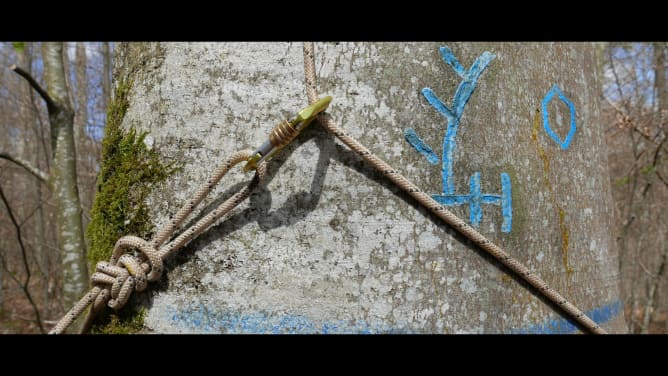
[{"xmin": 132, "ymin": 116, "xmax": 594, "ymax": 333}]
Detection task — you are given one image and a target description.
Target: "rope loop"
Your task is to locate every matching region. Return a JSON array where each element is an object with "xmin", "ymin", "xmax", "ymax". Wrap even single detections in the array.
[{"xmin": 88, "ymin": 236, "xmax": 162, "ymax": 311}]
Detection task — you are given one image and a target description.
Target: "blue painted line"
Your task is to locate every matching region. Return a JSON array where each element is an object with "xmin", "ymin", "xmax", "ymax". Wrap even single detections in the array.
[
  {"xmin": 500, "ymin": 173, "xmax": 512, "ymax": 233},
  {"xmin": 481, "ymin": 194, "xmax": 502, "ymax": 204},
  {"xmin": 404, "ymin": 128, "xmax": 439, "ymax": 165},
  {"xmin": 541, "ymin": 85, "xmax": 577, "ymax": 150},
  {"xmin": 432, "ymin": 194, "xmax": 471, "ymax": 205},
  {"xmin": 168, "ymin": 304, "xmax": 413, "ymax": 334},
  {"xmin": 422, "ymin": 88, "xmax": 455, "ymax": 124},
  {"xmin": 433, "ymin": 193, "xmax": 502, "ymax": 206},
  {"xmin": 439, "ymin": 46, "xmax": 467, "ymax": 78},
  {"xmin": 167, "ymin": 300, "xmax": 622, "ymax": 334},
  {"xmin": 512, "ymin": 300, "xmax": 622, "ymax": 334},
  {"xmin": 441, "ymin": 106, "xmax": 460, "ymax": 194},
  {"xmin": 469, "ymin": 172, "xmax": 482, "ymax": 226}
]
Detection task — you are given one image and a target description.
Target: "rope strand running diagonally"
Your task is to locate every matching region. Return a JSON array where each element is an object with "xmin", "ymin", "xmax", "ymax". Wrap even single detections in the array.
[{"xmin": 302, "ymin": 42, "xmax": 606, "ymax": 334}]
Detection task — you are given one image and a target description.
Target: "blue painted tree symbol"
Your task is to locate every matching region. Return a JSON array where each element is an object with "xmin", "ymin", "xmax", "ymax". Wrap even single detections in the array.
[{"xmin": 404, "ymin": 46, "xmax": 512, "ymax": 233}]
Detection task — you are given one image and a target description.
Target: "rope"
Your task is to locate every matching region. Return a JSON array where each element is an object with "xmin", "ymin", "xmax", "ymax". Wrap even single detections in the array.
[
  {"xmin": 302, "ymin": 42, "xmax": 606, "ymax": 334},
  {"xmin": 50, "ymin": 150, "xmax": 266, "ymax": 334}
]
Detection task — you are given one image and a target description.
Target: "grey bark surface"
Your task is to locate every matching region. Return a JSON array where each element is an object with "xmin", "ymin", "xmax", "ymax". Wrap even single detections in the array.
[
  {"xmin": 42, "ymin": 42, "xmax": 89, "ymax": 309},
  {"xmin": 115, "ymin": 42, "xmax": 626, "ymax": 333}
]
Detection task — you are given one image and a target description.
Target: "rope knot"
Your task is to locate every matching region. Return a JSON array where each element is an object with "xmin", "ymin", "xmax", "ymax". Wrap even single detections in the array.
[{"xmin": 90, "ymin": 235, "xmax": 163, "ymax": 311}]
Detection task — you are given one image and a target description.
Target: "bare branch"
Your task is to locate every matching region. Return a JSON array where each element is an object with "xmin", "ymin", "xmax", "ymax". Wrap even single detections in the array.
[
  {"xmin": 10, "ymin": 64, "xmax": 57, "ymax": 111},
  {"xmin": 0, "ymin": 152, "xmax": 49, "ymax": 183},
  {"xmin": 0, "ymin": 184, "xmax": 45, "ymax": 333}
]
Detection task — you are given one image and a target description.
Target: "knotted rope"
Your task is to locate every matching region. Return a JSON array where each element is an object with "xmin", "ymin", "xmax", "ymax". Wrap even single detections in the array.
[{"xmin": 50, "ymin": 150, "xmax": 266, "ymax": 334}]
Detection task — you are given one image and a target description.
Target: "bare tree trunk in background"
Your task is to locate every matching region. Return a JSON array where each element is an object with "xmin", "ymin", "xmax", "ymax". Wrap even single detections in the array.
[
  {"xmin": 641, "ymin": 242, "xmax": 667, "ymax": 333},
  {"xmin": 16, "ymin": 43, "xmax": 51, "ymax": 318},
  {"xmin": 0, "ymin": 70, "xmax": 7, "ymax": 315},
  {"xmin": 108, "ymin": 42, "xmax": 626, "ymax": 333},
  {"xmin": 41, "ymin": 42, "xmax": 89, "ymax": 310},
  {"xmin": 655, "ymin": 43, "xmax": 666, "ymax": 132},
  {"xmin": 27, "ymin": 43, "xmax": 55, "ymax": 315},
  {"xmin": 5, "ymin": 44, "xmax": 45, "ymax": 327},
  {"xmin": 15, "ymin": 47, "xmax": 30, "ymax": 212},
  {"xmin": 3, "ymin": 41, "xmax": 110, "ymax": 331},
  {"xmin": 28, "ymin": 45, "xmax": 50, "ymax": 317},
  {"xmin": 102, "ymin": 42, "xmax": 112, "ymax": 105},
  {"xmin": 604, "ymin": 43, "xmax": 668, "ymax": 333},
  {"xmin": 74, "ymin": 42, "xmax": 94, "ymax": 223},
  {"xmin": 74, "ymin": 43, "xmax": 87, "ymax": 153},
  {"xmin": 0, "ymin": 246, "xmax": 3, "ymax": 315},
  {"xmin": 636, "ymin": 43, "xmax": 668, "ymax": 333}
]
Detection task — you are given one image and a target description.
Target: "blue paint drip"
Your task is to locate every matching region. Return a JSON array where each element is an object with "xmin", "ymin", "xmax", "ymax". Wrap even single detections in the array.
[
  {"xmin": 405, "ymin": 46, "xmax": 512, "ymax": 232},
  {"xmin": 541, "ymin": 84, "xmax": 577, "ymax": 150},
  {"xmin": 168, "ymin": 304, "xmax": 416, "ymax": 334},
  {"xmin": 404, "ymin": 128, "xmax": 439, "ymax": 165},
  {"xmin": 512, "ymin": 300, "xmax": 622, "ymax": 334}
]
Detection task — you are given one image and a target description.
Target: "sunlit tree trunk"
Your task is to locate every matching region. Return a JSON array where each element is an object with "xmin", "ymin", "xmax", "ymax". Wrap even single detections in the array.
[
  {"xmin": 109, "ymin": 42, "xmax": 627, "ymax": 333},
  {"xmin": 74, "ymin": 42, "xmax": 95, "ymax": 223},
  {"xmin": 42, "ymin": 42, "xmax": 89, "ymax": 310}
]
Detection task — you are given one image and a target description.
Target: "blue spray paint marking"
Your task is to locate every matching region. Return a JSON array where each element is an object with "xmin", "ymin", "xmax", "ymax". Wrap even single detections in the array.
[
  {"xmin": 168, "ymin": 303, "xmax": 415, "ymax": 334},
  {"xmin": 500, "ymin": 173, "xmax": 512, "ymax": 233},
  {"xmin": 405, "ymin": 46, "xmax": 512, "ymax": 232},
  {"xmin": 512, "ymin": 300, "xmax": 622, "ymax": 334},
  {"xmin": 541, "ymin": 84, "xmax": 577, "ymax": 150},
  {"xmin": 404, "ymin": 128, "xmax": 439, "ymax": 165}
]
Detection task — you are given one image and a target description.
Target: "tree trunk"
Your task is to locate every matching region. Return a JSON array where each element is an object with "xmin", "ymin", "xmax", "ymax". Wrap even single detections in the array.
[
  {"xmin": 102, "ymin": 42, "xmax": 112, "ymax": 105},
  {"xmin": 17, "ymin": 43, "xmax": 49, "ymax": 317},
  {"xmin": 74, "ymin": 42, "xmax": 94, "ymax": 223},
  {"xmin": 42, "ymin": 42, "xmax": 89, "ymax": 309},
  {"xmin": 655, "ymin": 42, "xmax": 666, "ymax": 132},
  {"xmin": 110, "ymin": 42, "xmax": 627, "ymax": 333}
]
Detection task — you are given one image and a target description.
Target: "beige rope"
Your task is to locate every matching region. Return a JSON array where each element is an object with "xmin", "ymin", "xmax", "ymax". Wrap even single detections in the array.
[
  {"xmin": 302, "ymin": 42, "xmax": 606, "ymax": 334},
  {"xmin": 50, "ymin": 150, "xmax": 266, "ymax": 334}
]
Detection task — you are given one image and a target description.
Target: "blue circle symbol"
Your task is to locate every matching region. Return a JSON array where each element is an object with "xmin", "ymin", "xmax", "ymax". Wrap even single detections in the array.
[{"xmin": 541, "ymin": 85, "xmax": 576, "ymax": 150}]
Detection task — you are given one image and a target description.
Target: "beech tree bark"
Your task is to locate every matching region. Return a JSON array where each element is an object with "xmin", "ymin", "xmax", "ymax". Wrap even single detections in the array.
[
  {"xmin": 110, "ymin": 42, "xmax": 627, "ymax": 333},
  {"xmin": 42, "ymin": 42, "xmax": 89, "ymax": 309}
]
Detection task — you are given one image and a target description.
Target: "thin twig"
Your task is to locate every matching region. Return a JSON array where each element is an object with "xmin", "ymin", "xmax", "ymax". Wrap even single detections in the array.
[{"xmin": 0, "ymin": 183, "xmax": 45, "ymax": 333}]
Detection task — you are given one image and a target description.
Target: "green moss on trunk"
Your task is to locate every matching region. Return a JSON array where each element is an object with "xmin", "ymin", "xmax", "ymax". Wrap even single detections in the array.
[
  {"xmin": 86, "ymin": 80, "xmax": 177, "ymax": 333},
  {"xmin": 89, "ymin": 308, "xmax": 147, "ymax": 334}
]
